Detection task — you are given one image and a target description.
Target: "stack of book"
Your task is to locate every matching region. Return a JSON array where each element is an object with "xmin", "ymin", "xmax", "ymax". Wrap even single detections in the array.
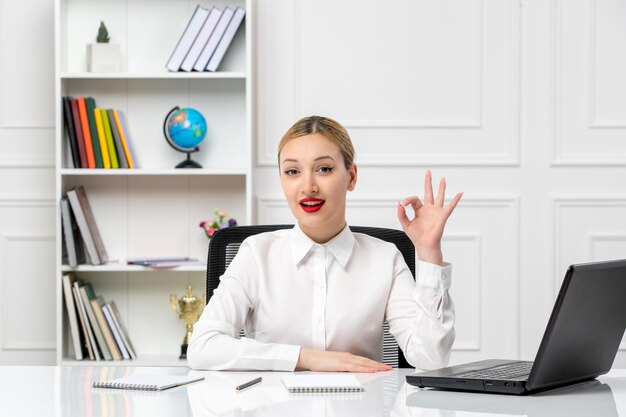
[
  {"xmin": 62, "ymin": 273, "xmax": 136, "ymax": 361},
  {"xmin": 166, "ymin": 5, "xmax": 246, "ymax": 72},
  {"xmin": 62, "ymin": 96, "xmax": 137, "ymax": 169},
  {"xmin": 61, "ymin": 185, "xmax": 108, "ymax": 266}
]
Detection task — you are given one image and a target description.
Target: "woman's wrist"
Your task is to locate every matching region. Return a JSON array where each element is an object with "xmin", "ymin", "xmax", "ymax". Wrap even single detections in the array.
[{"xmin": 416, "ymin": 246, "xmax": 443, "ymax": 266}]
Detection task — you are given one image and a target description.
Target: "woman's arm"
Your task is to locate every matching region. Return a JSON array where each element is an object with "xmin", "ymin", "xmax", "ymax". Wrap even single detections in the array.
[{"xmin": 187, "ymin": 242, "xmax": 301, "ymax": 371}]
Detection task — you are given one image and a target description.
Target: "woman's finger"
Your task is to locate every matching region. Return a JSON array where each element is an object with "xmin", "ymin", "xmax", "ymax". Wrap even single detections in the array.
[
  {"xmin": 424, "ymin": 170, "xmax": 434, "ymax": 204},
  {"xmin": 435, "ymin": 178, "xmax": 446, "ymax": 207},
  {"xmin": 397, "ymin": 203, "xmax": 410, "ymax": 228},
  {"xmin": 444, "ymin": 192, "xmax": 464, "ymax": 217}
]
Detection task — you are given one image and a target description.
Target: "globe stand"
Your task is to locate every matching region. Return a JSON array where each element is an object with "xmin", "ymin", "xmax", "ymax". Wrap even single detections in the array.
[
  {"xmin": 163, "ymin": 106, "xmax": 206, "ymax": 169},
  {"xmin": 176, "ymin": 152, "xmax": 202, "ymax": 169}
]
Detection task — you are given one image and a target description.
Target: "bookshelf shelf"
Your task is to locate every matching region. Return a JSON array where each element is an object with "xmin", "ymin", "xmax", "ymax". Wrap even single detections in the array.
[
  {"xmin": 61, "ymin": 71, "xmax": 247, "ymax": 80},
  {"xmin": 60, "ymin": 168, "xmax": 248, "ymax": 176},
  {"xmin": 55, "ymin": 0, "xmax": 252, "ymax": 367},
  {"xmin": 61, "ymin": 264, "xmax": 206, "ymax": 273}
]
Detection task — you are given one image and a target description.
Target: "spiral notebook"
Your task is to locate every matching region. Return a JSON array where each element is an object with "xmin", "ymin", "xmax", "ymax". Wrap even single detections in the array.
[
  {"xmin": 281, "ymin": 375, "xmax": 364, "ymax": 393},
  {"xmin": 93, "ymin": 375, "xmax": 204, "ymax": 391}
]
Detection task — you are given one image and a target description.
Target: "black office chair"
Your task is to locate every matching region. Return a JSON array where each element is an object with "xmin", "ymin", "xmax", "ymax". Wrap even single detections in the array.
[{"xmin": 206, "ymin": 224, "xmax": 415, "ymax": 368}]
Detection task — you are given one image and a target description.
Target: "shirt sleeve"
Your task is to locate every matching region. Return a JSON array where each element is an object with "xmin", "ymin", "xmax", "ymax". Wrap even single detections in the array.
[
  {"xmin": 384, "ymin": 253, "xmax": 455, "ymax": 370},
  {"xmin": 186, "ymin": 240, "xmax": 301, "ymax": 371}
]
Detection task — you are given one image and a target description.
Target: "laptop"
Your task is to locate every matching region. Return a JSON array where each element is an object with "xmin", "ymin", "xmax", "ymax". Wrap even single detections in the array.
[{"xmin": 406, "ymin": 259, "xmax": 626, "ymax": 395}]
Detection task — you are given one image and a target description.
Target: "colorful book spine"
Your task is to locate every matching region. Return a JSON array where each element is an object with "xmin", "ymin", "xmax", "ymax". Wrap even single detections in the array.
[
  {"xmin": 62, "ymin": 96, "xmax": 80, "ymax": 168},
  {"xmin": 113, "ymin": 110, "xmax": 134, "ymax": 169},
  {"xmin": 93, "ymin": 109, "xmax": 111, "ymax": 168},
  {"xmin": 117, "ymin": 111, "xmax": 138, "ymax": 168},
  {"xmin": 70, "ymin": 99, "xmax": 87, "ymax": 168},
  {"xmin": 79, "ymin": 283, "xmax": 112, "ymax": 360},
  {"xmin": 85, "ymin": 97, "xmax": 103, "ymax": 168},
  {"xmin": 77, "ymin": 97, "xmax": 96, "ymax": 168},
  {"xmin": 100, "ymin": 109, "xmax": 119, "ymax": 168},
  {"xmin": 107, "ymin": 109, "xmax": 128, "ymax": 168}
]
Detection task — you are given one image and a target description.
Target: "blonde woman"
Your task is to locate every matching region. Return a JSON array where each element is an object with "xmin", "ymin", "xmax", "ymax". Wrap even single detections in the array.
[{"xmin": 188, "ymin": 116, "xmax": 462, "ymax": 372}]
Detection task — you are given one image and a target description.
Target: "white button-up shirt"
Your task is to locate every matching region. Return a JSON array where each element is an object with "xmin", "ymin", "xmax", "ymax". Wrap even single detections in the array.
[{"xmin": 187, "ymin": 224, "xmax": 455, "ymax": 371}]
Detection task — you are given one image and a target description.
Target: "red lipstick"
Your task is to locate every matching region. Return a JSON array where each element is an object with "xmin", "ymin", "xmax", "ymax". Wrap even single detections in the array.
[{"xmin": 299, "ymin": 198, "xmax": 325, "ymax": 213}]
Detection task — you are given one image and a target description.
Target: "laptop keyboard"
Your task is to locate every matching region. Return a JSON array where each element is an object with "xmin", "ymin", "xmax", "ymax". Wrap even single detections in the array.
[{"xmin": 454, "ymin": 361, "xmax": 533, "ymax": 380}]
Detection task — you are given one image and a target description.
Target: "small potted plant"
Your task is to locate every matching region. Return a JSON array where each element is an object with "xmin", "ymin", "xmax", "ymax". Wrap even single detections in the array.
[{"xmin": 87, "ymin": 21, "xmax": 121, "ymax": 72}]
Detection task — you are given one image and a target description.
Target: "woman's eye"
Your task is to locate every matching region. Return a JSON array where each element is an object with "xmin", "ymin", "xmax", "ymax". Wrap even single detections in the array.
[
  {"xmin": 284, "ymin": 168, "xmax": 299, "ymax": 176},
  {"xmin": 318, "ymin": 166, "xmax": 334, "ymax": 173}
]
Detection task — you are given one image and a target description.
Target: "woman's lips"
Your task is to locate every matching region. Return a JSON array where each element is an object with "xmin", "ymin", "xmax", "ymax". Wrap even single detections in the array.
[{"xmin": 299, "ymin": 198, "xmax": 325, "ymax": 213}]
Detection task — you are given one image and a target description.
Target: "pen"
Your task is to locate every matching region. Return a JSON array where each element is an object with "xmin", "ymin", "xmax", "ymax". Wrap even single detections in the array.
[{"xmin": 235, "ymin": 377, "xmax": 262, "ymax": 391}]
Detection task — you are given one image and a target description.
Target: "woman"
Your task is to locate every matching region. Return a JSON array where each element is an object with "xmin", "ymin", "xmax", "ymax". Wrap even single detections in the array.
[{"xmin": 188, "ymin": 116, "xmax": 463, "ymax": 372}]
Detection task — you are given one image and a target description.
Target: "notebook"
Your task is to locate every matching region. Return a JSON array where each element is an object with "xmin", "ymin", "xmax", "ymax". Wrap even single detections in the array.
[
  {"xmin": 93, "ymin": 374, "xmax": 204, "ymax": 391},
  {"xmin": 281, "ymin": 374, "xmax": 364, "ymax": 393},
  {"xmin": 407, "ymin": 259, "xmax": 626, "ymax": 395}
]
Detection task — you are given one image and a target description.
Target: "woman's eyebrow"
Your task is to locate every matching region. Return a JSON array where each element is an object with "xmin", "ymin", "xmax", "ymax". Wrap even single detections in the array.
[
  {"xmin": 281, "ymin": 155, "xmax": 335, "ymax": 164},
  {"xmin": 314, "ymin": 155, "xmax": 335, "ymax": 162}
]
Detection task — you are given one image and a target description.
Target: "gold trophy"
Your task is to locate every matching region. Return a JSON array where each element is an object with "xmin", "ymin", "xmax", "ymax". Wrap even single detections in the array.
[{"xmin": 170, "ymin": 285, "xmax": 205, "ymax": 359}]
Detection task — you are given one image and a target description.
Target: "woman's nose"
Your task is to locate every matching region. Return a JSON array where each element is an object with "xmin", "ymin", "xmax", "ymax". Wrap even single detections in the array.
[{"xmin": 302, "ymin": 173, "xmax": 318, "ymax": 194}]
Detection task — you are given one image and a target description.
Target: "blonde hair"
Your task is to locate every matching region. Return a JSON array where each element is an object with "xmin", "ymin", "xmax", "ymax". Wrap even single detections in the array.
[{"xmin": 277, "ymin": 116, "xmax": 355, "ymax": 170}]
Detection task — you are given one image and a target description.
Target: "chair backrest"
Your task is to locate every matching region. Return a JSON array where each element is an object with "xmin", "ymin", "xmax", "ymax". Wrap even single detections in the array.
[{"xmin": 206, "ymin": 224, "xmax": 415, "ymax": 368}]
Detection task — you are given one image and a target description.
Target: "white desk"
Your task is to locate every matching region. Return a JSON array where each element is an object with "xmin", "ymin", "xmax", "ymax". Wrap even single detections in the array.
[{"xmin": 2, "ymin": 366, "xmax": 625, "ymax": 416}]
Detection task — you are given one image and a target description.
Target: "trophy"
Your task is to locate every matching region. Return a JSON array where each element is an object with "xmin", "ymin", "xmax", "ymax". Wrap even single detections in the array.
[{"xmin": 170, "ymin": 285, "xmax": 205, "ymax": 359}]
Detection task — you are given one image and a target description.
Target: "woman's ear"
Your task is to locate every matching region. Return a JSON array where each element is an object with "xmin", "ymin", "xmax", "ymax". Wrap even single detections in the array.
[{"xmin": 347, "ymin": 164, "xmax": 358, "ymax": 191}]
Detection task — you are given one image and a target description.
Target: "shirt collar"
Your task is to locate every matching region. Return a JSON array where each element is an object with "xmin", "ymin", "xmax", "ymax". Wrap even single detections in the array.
[{"xmin": 289, "ymin": 223, "xmax": 356, "ymax": 267}]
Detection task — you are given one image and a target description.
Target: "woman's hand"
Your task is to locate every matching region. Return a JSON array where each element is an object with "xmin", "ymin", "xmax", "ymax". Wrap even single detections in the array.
[
  {"xmin": 296, "ymin": 348, "xmax": 392, "ymax": 372},
  {"xmin": 397, "ymin": 170, "xmax": 463, "ymax": 266}
]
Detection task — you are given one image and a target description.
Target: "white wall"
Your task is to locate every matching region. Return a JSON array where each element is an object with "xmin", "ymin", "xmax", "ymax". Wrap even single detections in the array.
[{"xmin": 0, "ymin": 0, "xmax": 624, "ymax": 366}]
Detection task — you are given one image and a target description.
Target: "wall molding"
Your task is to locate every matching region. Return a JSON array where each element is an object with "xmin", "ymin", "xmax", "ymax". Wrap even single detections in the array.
[
  {"xmin": 0, "ymin": 156, "xmax": 55, "ymax": 169},
  {"xmin": 257, "ymin": 0, "xmax": 521, "ymax": 167},
  {"xmin": 552, "ymin": 196, "xmax": 626, "ymax": 295},
  {"xmin": 551, "ymin": 0, "xmax": 626, "ymax": 166},
  {"xmin": 446, "ymin": 232, "xmax": 482, "ymax": 352},
  {"xmin": 0, "ymin": 234, "xmax": 55, "ymax": 351}
]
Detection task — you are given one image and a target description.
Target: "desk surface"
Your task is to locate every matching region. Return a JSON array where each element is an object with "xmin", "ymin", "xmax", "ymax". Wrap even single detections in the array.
[{"xmin": 2, "ymin": 366, "xmax": 625, "ymax": 416}]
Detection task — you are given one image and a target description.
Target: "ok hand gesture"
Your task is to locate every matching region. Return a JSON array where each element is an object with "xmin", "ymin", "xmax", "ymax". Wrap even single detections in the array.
[{"xmin": 397, "ymin": 170, "xmax": 463, "ymax": 266}]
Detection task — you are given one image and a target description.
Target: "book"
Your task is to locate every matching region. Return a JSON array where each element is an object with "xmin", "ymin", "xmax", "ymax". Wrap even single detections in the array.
[
  {"xmin": 101, "ymin": 302, "xmax": 130, "ymax": 360},
  {"xmin": 206, "ymin": 7, "xmax": 245, "ymax": 72},
  {"xmin": 93, "ymin": 108, "xmax": 111, "ymax": 168},
  {"xmin": 77, "ymin": 97, "xmax": 96, "ymax": 168},
  {"xmin": 193, "ymin": 7, "xmax": 234, "ymax": 72},
  {"xmin": 126, "ymin": 257, "xmax": 201, "ymax": 267},
  {"xmin": 112, "ymin": 110, "xmax": 134, "ymax": 169},
  {"xmin": 180, "ymin": 7, "xmax": 222, "ymax": 72},
  {"xmin": 85, "ymin": 97, "xmax": 103, "ymax": 168},
  {"xmin": 62, "ymin": 273, "xmax": 84, "ymax": 360},
  {"xmin": 91, "ymin": 296, "xmax": 123, "ymax": 360},
  {"xmin": 79, "ymin": 283, "xmax": 113, "ymax": 360},
  {"xmin": 67, "ymin": 186, "xmax": 108, "ymax": 265},
  {"xmin": 106, "ymin": 300, "xmax": 137, "ymax": 359},
  {"xmin": 166, "ymin": 5, "xmax": 211, "ymax": 72},
  {"xmin": 93, "ymin": 375, "xmax": 204, "ymax": 391},
  {"xmin": 100, "ymin": 109, "xmax": 119, "ymax": 168},
  {"xmin": 117, "ymin": 111, "xmax": 138, "ymax": 168},
  {"xmin": 70, "ymin": 98, "xmax": 87, "ymax": 168},
  {"xmin": 62, "ymin": 96, "xmax": 80, "ymax": 168},
  {"xmin": 72, "ymin": 280, "xmax": 98, "ymax": 360},
  {"xmin": 61, "ymin": 197, "xmax": 84, "ymax": 267},
  {"xmin": 281, "ymin": 375, "xmax": 365, "ymax": 393},
  {"xmin": 107, "ymin": 109, "xmax": 128, "ymax": 168}
]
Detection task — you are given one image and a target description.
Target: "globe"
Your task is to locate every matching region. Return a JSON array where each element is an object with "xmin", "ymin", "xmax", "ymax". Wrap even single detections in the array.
[{"xmin": 163, "ymin": 106, "xmax": 207, "ymax": 168}]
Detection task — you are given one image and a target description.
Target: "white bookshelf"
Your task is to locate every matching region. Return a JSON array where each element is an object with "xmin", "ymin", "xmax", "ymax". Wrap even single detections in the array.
[{"xmin": 54, "ymin": 0, "xmax": 253, "ymax": 366}]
